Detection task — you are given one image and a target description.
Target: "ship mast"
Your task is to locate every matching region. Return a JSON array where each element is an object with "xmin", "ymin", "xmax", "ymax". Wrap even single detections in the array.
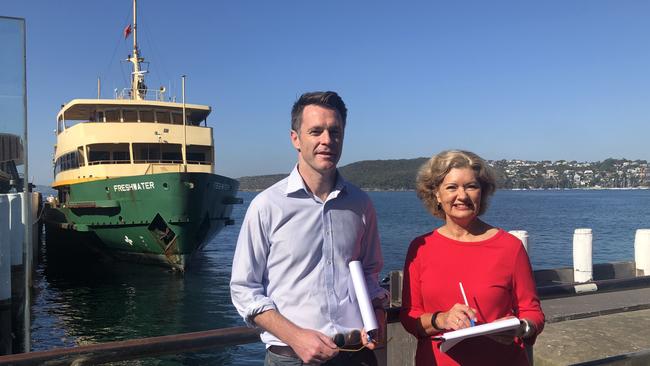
[{"xmin": 128, "ymin": 0, "xmax": 146, "ymax": 100}]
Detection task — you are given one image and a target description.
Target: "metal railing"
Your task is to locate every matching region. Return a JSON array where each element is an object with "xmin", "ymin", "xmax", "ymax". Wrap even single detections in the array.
[
  {"xmin": 0, "ymin": 308, "xmax": 401, "ymax": 365},
  {"xmin": 143, "ymin": 163, "xmax": 183, "ymax": 175},
  {"xmin": 114, "ymin": 88, "xmax": 167, "ymax": 102},
  {"xmin": 134, "ymin": 159, "xmax": 184, "ymax": 165},
  {"xmin": 0, "ymin": 326, "xmax": 261, "ymax": 366},
  {"xmin": 87, "ymin": 160, "xmax": 131, "ymax": 166}
]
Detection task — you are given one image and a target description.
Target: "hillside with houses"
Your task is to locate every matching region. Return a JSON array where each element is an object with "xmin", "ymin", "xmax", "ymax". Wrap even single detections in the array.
[{"xmin": 238, "ymin": 158, "xmax": 650, "ymax": 191}]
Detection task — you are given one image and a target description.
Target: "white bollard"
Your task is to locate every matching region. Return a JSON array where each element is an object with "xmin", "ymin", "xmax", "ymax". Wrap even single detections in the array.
[
  {"xmin": 634, "ymin": 229, "xmax": 650, "ymax": 276},
  {"xmin": 8, "ymin": 193, "xmax": 25, "ymax": 353},
  {"xmin": 7, "ymin": 193, "xmax": 24, "ymax": 268},
  {"xmin": 573, "ymin": 228, "xmax": 593, "ymax": 283},
  {"xmin": 509, "ymin": 230, "xmax": 529, "ymax": 252},
  {"xmin": 0, "ymin": 195, "xmax": 11, "ymax": 354},
  {"xmin": 0, "ymin": 195, "xmax": 10, "ymax": 302}
]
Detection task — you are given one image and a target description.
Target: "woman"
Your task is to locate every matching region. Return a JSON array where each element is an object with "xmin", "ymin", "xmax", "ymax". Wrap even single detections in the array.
[{"xmin": 400, "ymin": 150, "xmax": 544, "ymax": 366}]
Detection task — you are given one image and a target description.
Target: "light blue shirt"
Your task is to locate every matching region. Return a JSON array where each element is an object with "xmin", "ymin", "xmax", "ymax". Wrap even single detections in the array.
[{"xmin": 230, "ymin": 166, "xmax": 386, "ymax": 346}]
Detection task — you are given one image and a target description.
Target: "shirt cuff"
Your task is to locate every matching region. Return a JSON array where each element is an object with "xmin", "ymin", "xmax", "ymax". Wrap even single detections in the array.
[{"xmin": 244, "ymin": 299, "xmax": 277, "ymax": 327}]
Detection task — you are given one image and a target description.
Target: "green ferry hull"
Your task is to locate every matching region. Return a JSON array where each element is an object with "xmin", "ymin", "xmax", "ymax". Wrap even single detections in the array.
[{"xmin": 44, "ymin": 172, "xmax": 240, "ymax": 270}]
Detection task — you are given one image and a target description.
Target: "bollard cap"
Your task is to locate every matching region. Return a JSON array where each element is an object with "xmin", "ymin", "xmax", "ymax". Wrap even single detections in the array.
[{"xmin": 509, "ymin": 230, "xmax": 528, "ymax": 236}]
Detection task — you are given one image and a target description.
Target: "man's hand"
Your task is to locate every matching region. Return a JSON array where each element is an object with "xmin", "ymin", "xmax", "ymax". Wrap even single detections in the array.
[
  {"xmin": 288, "ymin": 328, "xmax": 339, "ymax": 363},
  {"xmin": 253, "ymin": 310, "xmax": 338, "ymax": 363},
  {"xmin": 362, "ymin": 307, "xmax": 386, "ymax": 350}
]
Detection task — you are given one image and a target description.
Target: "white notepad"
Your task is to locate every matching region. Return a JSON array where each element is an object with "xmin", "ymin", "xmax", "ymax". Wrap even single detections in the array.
[{"xmin": 433, "ymin": 317, "xmax": 521, "ymax": 353}]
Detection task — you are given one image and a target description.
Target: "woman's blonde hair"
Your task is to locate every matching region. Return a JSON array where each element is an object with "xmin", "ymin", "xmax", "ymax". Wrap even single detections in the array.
[{"xmin": 416, "ymin": 150, "xmax": 496, "ymax": 219}]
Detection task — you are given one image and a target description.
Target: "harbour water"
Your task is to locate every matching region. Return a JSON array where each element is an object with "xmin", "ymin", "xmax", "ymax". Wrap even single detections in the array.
[{"xmin": 29, "ymin": 188, "xmax": 650, "ymax": 365}]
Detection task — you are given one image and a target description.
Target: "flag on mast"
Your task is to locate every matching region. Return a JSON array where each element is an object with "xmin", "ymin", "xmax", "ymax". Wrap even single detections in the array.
[{"xmin": 123, "ymin": 24, "xmax": 132, "ymax": 39}]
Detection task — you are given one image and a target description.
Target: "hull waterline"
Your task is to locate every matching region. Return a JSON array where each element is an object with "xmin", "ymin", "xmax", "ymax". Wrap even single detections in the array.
[{"xmin": 44, "ymin": 172, "xmax": 240, "ymax": 271}]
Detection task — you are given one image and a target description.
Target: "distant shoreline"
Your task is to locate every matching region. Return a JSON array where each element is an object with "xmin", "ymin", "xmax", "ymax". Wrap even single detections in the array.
[{"xmin": 235, "ymin": 157, "xmax": 650, "ymax": 192}]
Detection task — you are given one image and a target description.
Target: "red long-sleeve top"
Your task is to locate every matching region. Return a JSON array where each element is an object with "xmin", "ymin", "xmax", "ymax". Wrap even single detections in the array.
[{"xmin": 400, "ymin": 229, "xmax": 545, "ymax": 366}]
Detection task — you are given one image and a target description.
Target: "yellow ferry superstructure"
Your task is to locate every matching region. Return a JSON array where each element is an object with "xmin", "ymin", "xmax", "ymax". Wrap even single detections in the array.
[{"xmin": 53, "ymin": 98, "xmax": 214, "ymax": 188}]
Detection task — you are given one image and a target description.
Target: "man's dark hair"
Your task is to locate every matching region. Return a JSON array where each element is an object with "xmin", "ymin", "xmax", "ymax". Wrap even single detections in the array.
[{"xmin": 290, "ymin": 91, "xmax": 347, "ymax": 132}]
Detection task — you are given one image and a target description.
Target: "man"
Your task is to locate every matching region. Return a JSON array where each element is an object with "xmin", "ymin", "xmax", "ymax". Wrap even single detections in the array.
[{"xmin": 230, "ymin": 91, "xmax": 387, "ymax": 365}]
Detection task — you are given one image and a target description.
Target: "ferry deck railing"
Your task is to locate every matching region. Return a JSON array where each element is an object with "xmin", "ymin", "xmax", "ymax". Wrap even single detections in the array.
[
  {"xmin": 143, "ymin": 163, "xmax": 183, "ymax": 175},
  {"xmin": 142, "ymin": 161, "xmax": 213, "ymax": 175},
  {"xmin": 115, "ymin": 88, "xmax": 167, "ymax": 102}
]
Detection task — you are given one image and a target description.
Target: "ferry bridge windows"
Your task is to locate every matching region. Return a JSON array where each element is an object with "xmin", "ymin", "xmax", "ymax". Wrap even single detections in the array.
[
  {"xmin": 171, "ymin": 112, "xmax": 183, "ymax": 125},
  {"xmin": 77, "ymin": 146, "xmax": 86, "ymax": 166},
  {"xmin": 86, "ymin": 108, "xmax": 195, "ymax": 124},
  {"xmin": 133, "ymin": 143, "xmax": 182, "ymax": 164},
  {"xmin": 88, "ymin": 150, "xmax": 110, "ymax": 163},
  {"xmin": 57, "ymin": 117, "xmax": 64, "ymax": 133},
  {"xmin": 134, "ymin": 143, "xmax": 160, "ymax": 162},
  {"xmin": 156, "ymin": 110, "xmax": 171, "ymax": 124},
  {"xmin": 112, "ymin": 151, "xmax": 130, "ymax": 162},
  {"xmin": 105, "ymin": 110, "xmax": 120, "ymax": 122},
  {"xmin": 186, "ymin": 145, "xmax": 213, "ymax": 165},
  {"xmin": 54, "ymin": 150, "xmax": 82, "ymax": 175},
  {"xmin": 58, "ymin": 116, "xmax": 84, "ymax": 130},
  {"xmin": 153, "ymin": 110, "xmax": 190, "ymax": 125},
  {"xmin": 123, "ymin": 109, "xmax": 138, "ymax": 122},
  {"xmin": 139, "ymin": 110, "xmax": 155, "ymax": 122},
  {"xmin": 161, "ymin": 146, "xmax": 183, "ymax": 162},
  {"xmin": 87, "ymin": 143, "xmax": 131, "ymax": 165}
]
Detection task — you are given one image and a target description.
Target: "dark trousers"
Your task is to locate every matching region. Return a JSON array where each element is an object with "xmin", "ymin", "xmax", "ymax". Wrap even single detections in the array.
[{"xmin": 265, "ymin": 348, "xmax": 377, "ymax": 366}]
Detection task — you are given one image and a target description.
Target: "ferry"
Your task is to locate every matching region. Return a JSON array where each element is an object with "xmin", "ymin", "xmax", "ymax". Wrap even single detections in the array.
[{"xmin": 44, "ymin": 0, "xmax": 241, "ymax": 271}]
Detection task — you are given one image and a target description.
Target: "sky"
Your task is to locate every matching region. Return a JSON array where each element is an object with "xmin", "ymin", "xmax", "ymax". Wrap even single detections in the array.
[{"xmin": 2, "ymin": 1, "xmax": 650, "ymax": 185}]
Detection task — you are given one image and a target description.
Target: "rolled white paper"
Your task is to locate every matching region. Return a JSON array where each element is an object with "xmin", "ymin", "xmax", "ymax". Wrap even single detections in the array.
[{"xmin": 348, "ymin": 260, "xmax": 378, "ymax": 333}]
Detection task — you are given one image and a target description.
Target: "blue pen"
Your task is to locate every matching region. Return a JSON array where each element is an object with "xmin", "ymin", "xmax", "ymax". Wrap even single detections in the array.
[{"xmin": 459, "ymin": 282, "xmax": 475, "ymax": 327}]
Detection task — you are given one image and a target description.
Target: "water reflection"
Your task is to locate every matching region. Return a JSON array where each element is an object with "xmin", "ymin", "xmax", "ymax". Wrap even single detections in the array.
[{"xmin": 32, "ymin": 192, "xmax": 265, "ymax": 365}]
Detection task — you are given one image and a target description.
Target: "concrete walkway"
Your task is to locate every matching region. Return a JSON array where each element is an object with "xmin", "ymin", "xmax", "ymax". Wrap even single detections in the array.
[{"xmin": 534, "ymin": 288, "xmax": 650, "ymax": 366}]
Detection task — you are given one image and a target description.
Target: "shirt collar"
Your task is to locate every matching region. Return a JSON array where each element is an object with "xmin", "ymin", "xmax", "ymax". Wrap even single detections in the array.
[{"xmin": 285, "ymin": 164, "xmax": 347, "ymax": 198}]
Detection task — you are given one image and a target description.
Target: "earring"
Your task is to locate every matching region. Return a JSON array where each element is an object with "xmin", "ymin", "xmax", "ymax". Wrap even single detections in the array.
[{"xmin": 436, "ymin": 202, "xmax": 442, "ymax": 210}]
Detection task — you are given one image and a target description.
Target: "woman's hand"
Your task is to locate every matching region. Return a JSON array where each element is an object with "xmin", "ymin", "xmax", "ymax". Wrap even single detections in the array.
[
  {"xmin": 485, "ymin": 316, "xmax": 535, "ymax": 345},
  {"xmin": 437, "ymin": 303, "xmax": 477, "ymax": 331}
]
